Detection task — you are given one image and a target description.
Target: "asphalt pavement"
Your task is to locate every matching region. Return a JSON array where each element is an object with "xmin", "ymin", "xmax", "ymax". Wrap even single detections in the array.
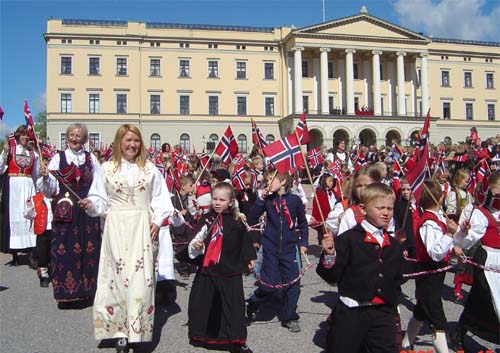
[{"xmin": 1, "ymin": 185, "xmax": 499, "ymax": 353}]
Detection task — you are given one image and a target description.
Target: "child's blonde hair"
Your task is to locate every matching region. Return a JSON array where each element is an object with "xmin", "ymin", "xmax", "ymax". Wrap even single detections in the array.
[
  {"xmin": 211, "ymin": 182, "xmax": 239, "ymax": 219},
  {"xmin": 360, "ymin": 183, "xmax": 395, "ymax": 205},
  {"xmin": 347, "ymin": 164, "xmax": 382, "ymax": 205},
  {"xmin": 451, "ymin": 168, "xmax": 470, "ymax": 189}
]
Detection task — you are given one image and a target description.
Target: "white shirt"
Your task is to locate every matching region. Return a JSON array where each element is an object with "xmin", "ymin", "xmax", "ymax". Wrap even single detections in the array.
[
  {"xmin": 419, "ymin": 209, "xmax": 455, "ymax": 261},
  {"xmin": 454, "ymin": 206, "xmax": 500, "ymax": 251}
]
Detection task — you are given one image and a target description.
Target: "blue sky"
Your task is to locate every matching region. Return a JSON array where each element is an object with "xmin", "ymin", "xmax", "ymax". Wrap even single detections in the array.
[{"xmin": 1, "ymin": 0, "xmax": 499, "ymax": 136}]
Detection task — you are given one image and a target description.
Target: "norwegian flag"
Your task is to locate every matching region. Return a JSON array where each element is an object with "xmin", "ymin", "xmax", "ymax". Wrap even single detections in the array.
[
  {"xmin": 40, "ymin": 142, "xmax": 57, "ymax": 160},
  {"xmin": 103, "ymin": 143, "xmax": 113, "ymax": 161},
  {"xmin": 165, "ymin": 169, "xmax": 177, "ymax": 193},
  {"xmin": 232, "ymin": 167, "xmax": 247, "ymax": 192},
  {"xmin": 415, "ymin": 110, "xmax": 430, "ymax": 160},
  {"xmin": 452, "ymin": 154, "xmax": 468, "ymax": 163},
  {"xmin": 214, "ymin": 126, "xmax": 238, "ymax": 164},
  {"xmin": 263, "ymin": 133, "xmax": 304, "ymax": 174},
  {"xmin": 0, "ymin": 105, "xmax": 4, "ymax": 120},
  {"xmin": 354, "ymin": 152, "xmax": 368, "ymax": 171},
  {"xmin": 392, "ymin": 143, "xmax": 403, "ymax": 158},
  {"xmin": 203, "ymin": 214, "xmax": 224, "ymax": 267},
  {"xmin": 467, "ymin": 170, "xmax": 477, "ymax": 195},
  {"xmin": 251, "ymin": 118, "xmax": 268, "ymax": 148},
  {"xmin": 393, "ymin": 160, "xmax": 403, "ymax": 195},
  {"xmin": 24, "ymin": 100, "xmax": 39, "ymax": 146},
  {"xmin": 295, "ymin": 112, "xmax": 310, "ymax": 145},
  {"xmin": 476, "ymin": 159, "xmax": 488, "ymax": 184},
  {"xmin": 199, "ymin": 148, "xmax": 210, "ymax": 169},
  {"xmin": 307, "ymin": 148, "xmax": 324, "ymax": 168},
  {"xmin": 328, "ymin": 159, "xmax": 343, "ymax": 181},
  {"xmin": 250, "ymin": 168, "xmax": 259, "ymax": 189},
  {"xmin": 155, "ymin": 163, "xmax": 167, "ymax": 178}
]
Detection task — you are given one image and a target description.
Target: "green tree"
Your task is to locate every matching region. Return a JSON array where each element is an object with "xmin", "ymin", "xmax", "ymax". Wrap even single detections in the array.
[{"xmin": 35, "ymin": 110, "xmax": 47, "ymax": 141}]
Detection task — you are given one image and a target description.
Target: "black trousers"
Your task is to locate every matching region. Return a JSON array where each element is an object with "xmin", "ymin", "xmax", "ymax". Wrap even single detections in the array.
[
  {"xmin": 414, "ymin": 271, "xmax": 447, "ymax": 331},
  {"xmin": 327, "ymin": 302, "xmax": 398, "ymax": 353},
  {"xmin": 35, "ymin": 230, "xmax": 51, "ymax": 268}
]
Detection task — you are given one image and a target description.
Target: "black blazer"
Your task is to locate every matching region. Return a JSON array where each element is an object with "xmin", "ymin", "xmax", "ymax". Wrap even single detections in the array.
[{"xmin": 316, "ymin": 224, "xmax": 404, "ymax": 305}]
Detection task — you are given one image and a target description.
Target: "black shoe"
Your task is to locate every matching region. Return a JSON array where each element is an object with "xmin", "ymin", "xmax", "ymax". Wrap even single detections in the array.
[
  {"xmin": 115, "ymin": 337, "xmax": 128, "ymax": 353},
  {"xmin": 449, "ymin": 326, "xmax": 465, "ymax": 351},
  {"xmin": 231, "ymin": 344, "xmax": 253, "ymax": 353},
  {"xmin": 282, "ymin": 319, "xmax": 301, "ymax": 332},
  {"xmin": 246, "ymin": 300, "xmax": 257, "ymax": 322},
  {"xmin": 40, "ymin": 277, "xmax": 50, "ymax": 288}
]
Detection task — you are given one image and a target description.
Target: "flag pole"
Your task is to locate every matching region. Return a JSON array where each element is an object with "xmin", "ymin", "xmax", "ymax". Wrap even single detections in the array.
[
  {"xmin": 194, "ymin": 135, "xmax": 222, "ymax": 185},
  {"xmin": 294, "ymin": 130, "xmax": 327, "ymax": 233}
]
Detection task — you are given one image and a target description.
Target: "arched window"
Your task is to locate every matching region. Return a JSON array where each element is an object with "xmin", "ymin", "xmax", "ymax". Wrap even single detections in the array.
[
  {"xmin": 150, "ymin": 133, "xmax": 161, "ymax": 151},
  {"xmin": 237, "ymin": 134, "xmax": 247, "ymax": 153},
  {"xmin": 206, "ymin": 134, "xmax": 218, "ymax": 152},
  {"xmin": 180, "ymin": 133, "xmax": 190, "ymax": 152},
  {"xmin": 265, "ymin": 134, "xmax": 275, "ymax": 144}
]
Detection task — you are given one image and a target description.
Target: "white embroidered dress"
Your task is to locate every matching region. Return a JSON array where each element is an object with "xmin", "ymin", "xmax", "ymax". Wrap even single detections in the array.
[{"xmin": 87, "ymin": 159, "xmax": 174, "ymax": 342}]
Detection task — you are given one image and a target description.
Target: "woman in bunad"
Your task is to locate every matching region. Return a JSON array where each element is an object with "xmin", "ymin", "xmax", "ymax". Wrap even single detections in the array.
[
  {"xmin": 79, "ymin": 124, "xmax": 176, "ymax": 353},
  {"xmin": 42, "ymin": 123, "xmax": 101, "ymax": 307},
  {"xmin": 0, "ymin": 125, "xmax": 39, "ymax": 266},
  {"xmin": 332, "ymin": 139, "xmax": 353, "ymax": 172},
  {"xmin": 450, "ymin": 171, "xmax": 500, "ymax": 350}
]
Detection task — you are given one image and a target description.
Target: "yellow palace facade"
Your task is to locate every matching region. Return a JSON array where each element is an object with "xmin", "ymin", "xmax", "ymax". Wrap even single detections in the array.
[{"xmin": 44, "ymin": 8, "xmax": 499, "ymax": 153}]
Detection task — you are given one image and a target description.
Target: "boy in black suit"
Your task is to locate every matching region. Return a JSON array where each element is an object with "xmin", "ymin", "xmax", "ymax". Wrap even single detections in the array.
[{"xmin": 317, "ymin": 183, "xmax": 404, "ymax": 353}]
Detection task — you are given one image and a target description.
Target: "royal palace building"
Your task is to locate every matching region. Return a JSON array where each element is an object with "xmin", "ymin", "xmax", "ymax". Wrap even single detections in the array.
[{"xmin": 44, "ymin": 7, "xmax": 499, "ymax": 153}]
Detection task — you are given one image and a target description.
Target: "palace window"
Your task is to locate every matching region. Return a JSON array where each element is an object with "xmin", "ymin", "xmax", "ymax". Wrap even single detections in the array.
[
  {"xmin": 89, "ymin": 133, "xmax": 100, "ymax": 149},
  {"xmin": 264, "ymin": 63, "xmax": 274, "ymax": 80},
  {"xmin": 441, "ymin": 71, "xmax": 450, "ymax": 87},
  {"xmin": 150, "ymin": 59, "xmax": 160, "ymax": 77},
  {"xmin": 89, "ymin": 94, "xmax": 100, "ymax": 113},
  {"xmin": 302, "ymin": 61, "xmax": 308, "ymax": 78},
  {"xmin": 61, "ymin": 93, "xmax": 72, "ymax": 113},
  {"xmin": 61, "ymin": 56, "xmax": 72, "ymax": 75},
  {"xmin": 442, "ymin": 102, "xmax": 451, "ymax": 120},
  {"xmin": 236, "ymin": 61, "xmax": 246, "ymax": 79},
  {"xmin": 209, "ymin": 96, "xmax": 219, "ymax": 116},
  {"xmin": 180, "ymin": 133, "xmax": 190, "ymax": 151},
  {"xmin": 179, "ymin": 60, "xmax": 190, "ymax": 78},
  {"xmin": 116, "ymin": 57, "xmax": 127, "ymax": 76},
  {"xmin": 464, "ymin": 72, "xmax": 472, "ymax": 88},
  {"xmin": 179, "ymin": 95, "xmax": 190, "ymax": 115},
  {"xmin": 150, "ymin": 134, "xmax": 161, "ymax": 151},
  {"xmin": 117, "ymin": 94, "xmax": 127, "ymax": 114},
  {"xmin": 150, "ymin": 95, "xmax": 160, "ymax": 114},
  {"xmin": 237, "ymin": 134, "xmax": 247, "ymax": 153},
  {"xmin": 487, "ymin": 103, "xmax": 495, "ymax": 121},
  {"xmin": 208, "ymin": 60, "xmax": 219, "ymax": 78},
  {"xmin": 465, "ymin": 102, "xmax": 473, "ymax": 120},
  {"xmin": 486, "ymin": 73, "xmax": 494, "ymax": 89},
  {"xmin": 265, "ymin": 97, "xmax": 275, "ymax": 116},
  {"xmin": 89, "ymin": 57, "xmax": 100, "ymax": 75},
  {"xmin": 237, "ymin": 96, "xmax": 247, "ymax": 116}
]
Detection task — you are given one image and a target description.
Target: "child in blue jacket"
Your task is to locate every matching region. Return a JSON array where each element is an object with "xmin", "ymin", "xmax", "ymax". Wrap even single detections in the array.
[{"xmin": 246, "ymin": 170, "xmax": 308, "ymax": 332}]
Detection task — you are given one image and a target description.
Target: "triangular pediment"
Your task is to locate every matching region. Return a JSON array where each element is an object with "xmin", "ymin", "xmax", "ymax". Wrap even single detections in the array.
[{"xmin": 295, "ymin": 13, "xmax": 429, "ymax": 41}]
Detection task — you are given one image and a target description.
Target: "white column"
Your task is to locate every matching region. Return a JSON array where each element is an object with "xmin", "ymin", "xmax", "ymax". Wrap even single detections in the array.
[
  {"xmin": 396, "ymin": 51, "xmax": 406, "ymax": 116},
  {"xmin": 363, "ymin": 58, "xmax": 370, "ymax": 108},
  {"xmin": 313, "ymin": 57, "xmax": 320, "ymax": 114},
  {"xmin": 387, "ymin": 59, "xmax": 394, "ymax": 115},
  {"xmin": 338, "ymin": 58, "xmax": 345, "ymax": 111},
  {"xmin": 409, "ymin": 57, "xmax": 416, "ymax": 116},
  {"xmin": 338, "ymin": 78, "xmax": 343, "ymax": 111},
  {"xmin": 293, "ymin": 47, "xmax": 304, "ymax": 114},
  {"xmin": 320, "ymin": 48, "xmax": 330, "ymax": 114},
  {"xmin": 420, "ymin": 53, "xmax": 429, "ymax": 116},
  {"xmin": 345, "ymin": 49, "xmax": 356, "ymax": 115},
  {"xmin": 372, "ymin": 50, "xmax": 382, "ymax": 116},
  {"xmin": 287, "ymin": 54, "xmax": 293, "ymax": 115}
]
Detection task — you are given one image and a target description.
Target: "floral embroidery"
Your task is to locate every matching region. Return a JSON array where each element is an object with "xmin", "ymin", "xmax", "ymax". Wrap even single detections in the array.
[
  {"xmin": 75, "ymin": 260, "xmax": 82, "ymax": 270},
  {"xmin": 106, "ymin": 305, "xmax": 114, "ymax": 315},
  {"xmin": 135, "ymin": 257, "xmax": 144, "ymax": 272},
  {"xmin": 64, "ymin": 271, "xmax": 77, "ymax": 294},
  {"xmin": 72, "ymin": 226, "xmax": 79, "ymax": 235},
  {"xmin": 57, "ymin": 243, "xmax": 66, "ymax": 256},
  {"xmin": 114, "ymin": 180, "xmax": 124, "ymax": 193},
  {"xmin": 124, "ymin": 278, "xmax": 129, "ymax": 288},
  {"xmin": 146, "ymin": 277, "xmax": 153, "ymax": 288},
  {"xmin": 137, "ymin": 178, "xmax": 146, "ymax": 191},
  {"xmin": 73, "ymin": 242, "xmax": 81, "ymax": 254},
  {"xmin": 86, "ymin": 241, "xmax": 95, "ymax": 254},
  {"xmin": 115, "ymin": 258, "xmax": 125, "ymax": 274}
]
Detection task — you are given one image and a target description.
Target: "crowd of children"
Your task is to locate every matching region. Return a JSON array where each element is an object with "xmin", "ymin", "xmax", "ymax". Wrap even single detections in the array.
[{"xmin": 2, "ymin": 124, "xmax": 500, "ymax": 353}]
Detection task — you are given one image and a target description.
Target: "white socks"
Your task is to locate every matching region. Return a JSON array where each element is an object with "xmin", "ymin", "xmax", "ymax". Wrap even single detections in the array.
[
  {"xmin": 402, "ymin": 317, "xmax": 423, "ymax": 348},
  {"xmin": 433, "ymin": 331, "xmax": 449, "ymax": 353}
]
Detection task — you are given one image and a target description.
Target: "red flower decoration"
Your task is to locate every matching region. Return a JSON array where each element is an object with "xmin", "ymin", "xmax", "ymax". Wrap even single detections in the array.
[
  {"xmin": 147, "ymin": 305, "xmax": 154, "ymax": 315},
  {"xmin": 106, "ymin": 305, "xmax": 114, "ymax": 315}
]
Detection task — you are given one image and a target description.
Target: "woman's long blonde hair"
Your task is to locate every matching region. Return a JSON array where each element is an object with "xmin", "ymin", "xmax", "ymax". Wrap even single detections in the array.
[{"xmin": 112, "ymin": 124, "xmax": 147, "ymax": 169}]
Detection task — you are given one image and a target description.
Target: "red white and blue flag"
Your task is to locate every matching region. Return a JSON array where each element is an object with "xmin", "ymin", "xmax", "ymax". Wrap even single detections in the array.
[
  {"xmin": 295, "ymin": 112, "xmax": 310, "ymax": 145},
  {"xmin": 251, "ymin": 118, "xmax": 268, "ymax": 149},
  {"xmin": 24, "ymin": 100, "xmax": 39, "ymax": 146},
  {"xmin": 232, "ymin": 167, "xmax": 247, "ymax": 192},
  {"xmin": 202, "ymin": 213, "xmax": 224, "ymax": 267},
  {"xmin": 214, "ymin": 125, "xmax": 238, "ymax": 164},
  {"xmin": 307, "ymin": 148, "xmax": 323, "ymax": 168},
  {"xmin": 476, "ymin": 159, "xmax": 488, "ymax": 184},
  {"xmin": 354, "ymin": 152, "xmax": 368, "ymax": 171},
  {"xmin": 263, "ymin": 133, "xmax": 304, "ymax": 174},
  {"xmin": 393, "ymin": 160, "xmax": 403, "ymax": 195}
]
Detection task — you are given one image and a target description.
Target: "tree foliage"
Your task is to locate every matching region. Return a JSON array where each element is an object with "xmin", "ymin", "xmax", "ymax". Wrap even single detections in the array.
[{"xmin": 35, "ymin": 110, "xmax": 47, "ymax": 141}]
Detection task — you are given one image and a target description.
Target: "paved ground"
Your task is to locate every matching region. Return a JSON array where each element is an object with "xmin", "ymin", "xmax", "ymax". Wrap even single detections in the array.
[{"xmin": 1, "ymin": 186, "xmax": 499, "ymax": 353}]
